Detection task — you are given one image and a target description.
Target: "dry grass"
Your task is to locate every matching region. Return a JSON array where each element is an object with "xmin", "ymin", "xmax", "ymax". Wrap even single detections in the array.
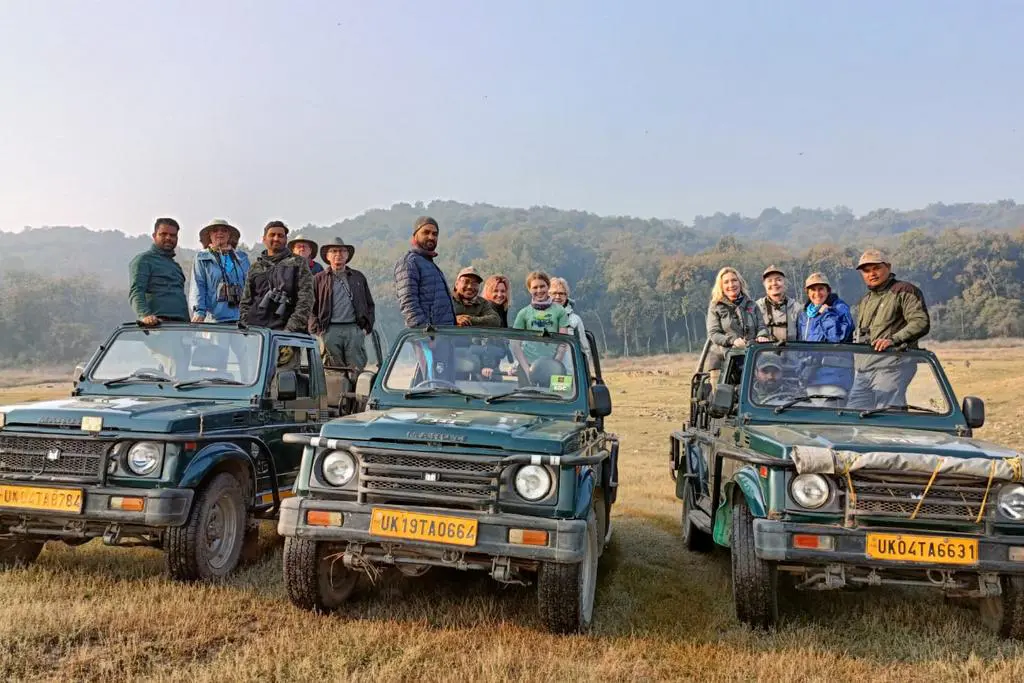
[{"xmin": 1, "ymin": 348, "xmax": 1024, "ymax": 681}]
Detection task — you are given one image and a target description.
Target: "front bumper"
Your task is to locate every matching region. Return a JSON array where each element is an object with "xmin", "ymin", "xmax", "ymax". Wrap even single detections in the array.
[
  {"xmin": 0, "ymin": 484, "xmax": 194, "ymax": 538},
  {"xmin": 278, "ymin": 497, "xmax": 587, "ymax": 564},
  {"xmin": 754, "ymin": 519, "xmax": 1024, "ymax": 573}
]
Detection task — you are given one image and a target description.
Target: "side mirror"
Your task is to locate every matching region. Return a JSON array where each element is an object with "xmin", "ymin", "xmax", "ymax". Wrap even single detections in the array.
[
  {"xmin": 72, "ymin": 362, "xmax": 86, "ymax": 384},
  {"xmin": 355, "ymin": 371, "xmax": 377, "ymax": 400},
  {"xmin": 589, "ymin": 383, "xmax": 612, "ymax": 418},
  {"xmin": 276, "ymin": 370, "xmax": 298, "ymax": 402},
  {"xmin": 962, "ymin": 396, "xmax": 985, "ymax": 429},
  {"xmin": 708, "ymin": 384, "xmax": 736, "ymax": 419}
]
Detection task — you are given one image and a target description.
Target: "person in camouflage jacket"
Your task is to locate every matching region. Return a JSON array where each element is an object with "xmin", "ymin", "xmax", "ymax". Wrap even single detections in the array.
[{"xmin": 239, "ymin": 220, "xmax": 314, "ymax": 333}]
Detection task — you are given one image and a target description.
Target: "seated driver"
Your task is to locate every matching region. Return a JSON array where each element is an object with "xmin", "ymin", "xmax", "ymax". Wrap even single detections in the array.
[{"xmin": 750, "ymin": 354, "xmax": 802, "ymax": 405}]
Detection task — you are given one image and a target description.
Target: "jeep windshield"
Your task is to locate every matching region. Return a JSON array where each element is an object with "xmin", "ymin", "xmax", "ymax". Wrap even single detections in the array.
[
  {"xmin": 89, "ymin": 327, "xmax": 262, "ymax": 387},
  {"xmin": 383, "ymin": 330, "xmax": 579, "ymax": 401},
  {"xmin": 747, "ymin": 346, "xmax": 952, "ymax": 416}
]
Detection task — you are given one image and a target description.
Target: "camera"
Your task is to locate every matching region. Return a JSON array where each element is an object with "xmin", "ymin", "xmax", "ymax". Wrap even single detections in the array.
[
  {"xmin": 257, "ymin": 288, "xmax": 291, "ymax": 318},
  {"xmin": 217, "ymin": 282, "xmax": 242, "ymax": 308}
]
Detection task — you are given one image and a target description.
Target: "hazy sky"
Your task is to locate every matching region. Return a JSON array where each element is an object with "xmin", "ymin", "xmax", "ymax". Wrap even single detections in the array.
[{"xmin": 1, "ymin": 1, "xmax": 1021, "ymax": 245}]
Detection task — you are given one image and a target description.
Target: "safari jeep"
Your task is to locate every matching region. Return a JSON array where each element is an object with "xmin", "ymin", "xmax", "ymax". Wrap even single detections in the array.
[
  {"xmin": 279, "ymin": 326, "xmax": 618, "ymax": 634},
  {"xmin": 672, "ymin": 341, "xmax": 1024, "ymax": 638},
  {"xmin": 0, "ymin": 321, "xmax": 380, "ymax": 580}
]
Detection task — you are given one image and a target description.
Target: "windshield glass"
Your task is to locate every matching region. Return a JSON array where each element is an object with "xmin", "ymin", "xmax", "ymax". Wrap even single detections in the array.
[
  {"xmin": 383, "ymin": 331, "xmax": 579, "ymax": 400},
  {"xmin": 747, "ymin": 346, "xmax": 952, "ymax": 415},
  {"xmin": 89, "ymin": 328, "xmax": 262, "ymax": 386}
]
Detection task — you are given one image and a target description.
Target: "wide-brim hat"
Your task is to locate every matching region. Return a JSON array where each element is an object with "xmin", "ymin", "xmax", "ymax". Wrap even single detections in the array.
[
  {"xmin": 320, "ymin": 237, "xmax": 355, "ymax": 263},
  {"xmin": 199, "ymin": 220, "xmax": 241, "ymax": 249},
  {"xmin": 287, "ymin": 236, "xmax": 318, "ymax": 254}
]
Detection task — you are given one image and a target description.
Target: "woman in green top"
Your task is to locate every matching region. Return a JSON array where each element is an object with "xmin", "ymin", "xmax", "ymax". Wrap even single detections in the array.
[{"xmin": 511, "ymin": 271, "xmax": 571, "ymax": 382}]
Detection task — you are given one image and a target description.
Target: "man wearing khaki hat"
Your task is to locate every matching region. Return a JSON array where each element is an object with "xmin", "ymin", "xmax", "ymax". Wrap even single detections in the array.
[
  {"xmin": 310, "ymin": 238, "xmax": 375, "ymax": 371},
  {"xmin": 755, "ymin": 265, "xmax": 801, "ymax": 342},
  {"xmin": 452, "ymin": 266, "xmax": 501, "ymax": 328},
  {"xmin": 847, "ymin": 249, "xmax": 930, "ymax": 409}
]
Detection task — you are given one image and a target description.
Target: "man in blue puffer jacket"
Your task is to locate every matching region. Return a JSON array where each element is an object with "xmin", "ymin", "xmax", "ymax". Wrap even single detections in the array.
[
  {"xmin": 797, "ymin": 272, "xmax": 855, "ymax": 395},
  {"xmin": 394, "ymin": 216, "xmax": 456, "ymax": 328}
]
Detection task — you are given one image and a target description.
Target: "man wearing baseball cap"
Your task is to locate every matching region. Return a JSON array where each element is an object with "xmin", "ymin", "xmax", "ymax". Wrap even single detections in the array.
[
  {"xmin": 755, "ymin": 265, "xmax": 801, "ymax": 342},
  {"xmin": 847, "ymin": 248, "xmax": 931, "ymax": 409},
  {"xmin": 452, "ymin": 266, "xmax": 501, "ymax": 328},
  {"xmin": 393, "ymin": 216, "xmax": 456, "ymax": 328}
]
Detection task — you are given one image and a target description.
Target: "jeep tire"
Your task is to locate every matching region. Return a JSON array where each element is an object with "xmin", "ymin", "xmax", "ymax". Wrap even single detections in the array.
[
  {"xmin": 0, "ymin": 540, "xmax": 44, "ymax": 568},
  {"xmin": 731, "ymin": 498, "xmax": 779, "ymax": 629},
  {"xmin": 980, "ymin": 576, "xmax": 1024, "ymax": 639},
  {"xmin": 165, "ymin": 472, "xmax": 247, "ymax": 581},
  {"xmin": 283, "ymin": 538, "xmax": 358, "ymax": 612},
  {"xmin": 537, "ymin": 508, "xmax": 599, "ymax": 634},
  {"xmin": 681, "ymin": 477, "xmax": 713, "ymax": 553}
]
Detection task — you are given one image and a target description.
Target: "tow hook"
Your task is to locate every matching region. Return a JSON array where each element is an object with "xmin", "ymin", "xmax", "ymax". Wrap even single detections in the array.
[
  {"xmin": 102, "ymin": 524, "xmax": 122, "ymax": 546},
  {"xmin": 490, "ymin": 556, "xmax": 526, "ymax": 585}
]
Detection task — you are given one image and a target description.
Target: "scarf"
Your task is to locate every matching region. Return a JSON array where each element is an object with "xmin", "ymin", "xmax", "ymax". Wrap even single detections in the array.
[
  {"xmin": 805, "ymin": 302, "xmax": 822, "ymax": 318},
  {"xmin": 531, "ymin": 297, "xmax": 554, "ymax": 311}
]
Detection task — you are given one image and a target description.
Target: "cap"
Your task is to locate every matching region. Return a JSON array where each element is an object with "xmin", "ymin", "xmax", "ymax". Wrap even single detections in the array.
[
  {"xmin": 413, "ymin": 216, "xmax": 439, "ymax": 233},
  {"xmin": 756, "ymin": 353, "xmax": 783, "ymax": 371},
  {"xmin": 456, "ymin": 266, "xmax": 483, "ymax": 283},
  {"xmin": 856, "ymin": 248, "xmax": 890, "ymax": 270},
  {"xmin": 762, "ymin": 265, "xmax": 786, "ymax": 280},
  {"xmin": 804, "ymin": 272, "xmax": 831, "ymax": 289}
]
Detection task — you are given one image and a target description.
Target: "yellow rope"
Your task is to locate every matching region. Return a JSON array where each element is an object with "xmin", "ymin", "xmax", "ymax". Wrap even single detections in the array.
[
  {"xmin": 1005, "ymin": 456, "xmax": 1023, "ymax": 482},
  {"xmin": 910, "ymin": 457, "xmax": 945, "ymax": 520},
  {"xmin": 975, "ymin": 459, "xmax": 998, "ymax": 524}
]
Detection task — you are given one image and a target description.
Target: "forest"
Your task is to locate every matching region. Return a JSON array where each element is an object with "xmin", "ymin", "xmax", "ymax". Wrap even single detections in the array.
[{"xmin": 0, "ymin": 200, "xmax": 1021, "ymax": 365}]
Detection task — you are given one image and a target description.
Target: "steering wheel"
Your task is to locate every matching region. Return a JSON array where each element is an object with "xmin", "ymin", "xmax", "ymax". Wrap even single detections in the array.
[{"xmin": 411, "ymin": 378, "xmax": 458, "ymax": 390}]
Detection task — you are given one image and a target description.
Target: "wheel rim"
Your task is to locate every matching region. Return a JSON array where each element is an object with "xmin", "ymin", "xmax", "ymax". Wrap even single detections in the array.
[
  {"xmin": 579, "ymin": 517, "xmax": 598, "ymax": 625},
  {"xmin": 204, "ymin": 492, "xmax": 240, "ymax": 570}
]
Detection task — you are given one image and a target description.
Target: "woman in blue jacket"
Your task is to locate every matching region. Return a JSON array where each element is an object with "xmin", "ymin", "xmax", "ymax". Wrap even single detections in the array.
[{"xmin": 797, "ymin": 272, "xmax": 855, "ymax": 397}]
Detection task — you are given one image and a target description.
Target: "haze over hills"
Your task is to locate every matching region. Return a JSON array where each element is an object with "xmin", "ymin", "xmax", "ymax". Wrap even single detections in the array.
[{"xmin": 0, "ymin": 199, "xmax": 1021, "ymax": 365}]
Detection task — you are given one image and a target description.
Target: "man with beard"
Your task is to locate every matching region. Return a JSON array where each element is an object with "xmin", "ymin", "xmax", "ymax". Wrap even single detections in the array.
[
  {"xmin": 394, "ymin": 216, "xmax": 455, "ymax": 328},
  {"xmin": 239, "ymin": 220, "xmax": 314, "ymax": 333},
  {"xmin": 128, "ymin": 217, "xmax": 189, "ymax": 374},
  {"xmin": 750, "ymin": 353, "xmax": 801, "ymax": 405},
  {"xmin": 755, "ymin": 265, "xmax": 801, "ymax": 342}
]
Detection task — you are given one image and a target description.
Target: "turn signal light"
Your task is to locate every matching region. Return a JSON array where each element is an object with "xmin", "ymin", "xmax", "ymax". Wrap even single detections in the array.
[
  {"xmin": 1009, "ymin": 547, "xmax": 1024, "ymax": 562},
  {"xmin": 109, "ymin": 496, "xmax": 145, "ymax": 512},
  {"xmin": 306, "ymin": 510, "xmax": 343, "ymax": 527},
  {"xmin": 509, "ymin": 529, "xmax": 548, "ymax": 546},
  {"xmin": 792, "ymin": 534, "xmax": 834, "ymax": 550}
]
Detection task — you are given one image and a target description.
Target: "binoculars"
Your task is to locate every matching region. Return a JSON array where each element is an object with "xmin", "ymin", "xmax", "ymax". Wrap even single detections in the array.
[
  {"xmin": 217, "ymin": 282, "xmax": 242, "ymax": 308},
  {"xmin": 257, "ymin": 288, "xmax": 291, "ymax": 318}
]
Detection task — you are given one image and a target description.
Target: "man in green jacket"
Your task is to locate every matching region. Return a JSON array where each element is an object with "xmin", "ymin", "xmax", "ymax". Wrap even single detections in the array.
[
  {"xmin": 452, "ymin": 267, "xmax": 501, "ymax": 328},
  {"xmin": 847, "ymin": 249, "xmax": 931, "ymax": 409},
  {"xmin": 127, "ymin": 217, "xmax": 190, "ymax": 374}
]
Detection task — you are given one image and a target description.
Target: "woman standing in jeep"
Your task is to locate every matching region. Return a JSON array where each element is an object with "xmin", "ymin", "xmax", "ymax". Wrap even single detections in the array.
[{"xmin": 705, "ymin": 267, "xmax": 770, "ymax": 384}]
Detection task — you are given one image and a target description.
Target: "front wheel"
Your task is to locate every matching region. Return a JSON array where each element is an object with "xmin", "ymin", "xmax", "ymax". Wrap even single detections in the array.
[
  {"xmin": 283, "ymin": 538, "xmax": 358, "ymax": 612},
  {"xmin": 980, "ymin": 576, "xmax": 1024, "ymax": 639},
  {"xmin": 537, "ymin": 509, "xmax": 599, "ymax": 634},
  {"xmin": 165, "ymin": 472, "xmax": 247, "ymax": 581},
  {"xmin": 731, "ymin": 498, "xmax": 779, "ymax": 629},
  {"xmin": 0, "ymin": 540, "xmax": 44, "ymax": 568}
]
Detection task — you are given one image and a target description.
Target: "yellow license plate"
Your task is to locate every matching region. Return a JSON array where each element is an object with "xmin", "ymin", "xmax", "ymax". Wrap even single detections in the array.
[
  {"xmin": 369, "ymin": 508, "xmax": 478, "ymax": 547},
  {"xmin": 0, "ymin": 485, "xmax": 83, "ymax": 514},
  {"xmin": 865, "ymin": 533, "xmax": 978, "ymax": 565}
]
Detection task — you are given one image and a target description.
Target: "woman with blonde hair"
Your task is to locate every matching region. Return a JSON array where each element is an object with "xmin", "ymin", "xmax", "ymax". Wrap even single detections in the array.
[
  {"xmin": 705, "ymin": 267, "xmax": 770, "ymax": 383},
  {"xmin": 482, "ymin": 274, "xmax": 511, "ymax": 327},
  {"xmin": 549, "ymin": 276, "xmax": 594, "ymax": 372}
]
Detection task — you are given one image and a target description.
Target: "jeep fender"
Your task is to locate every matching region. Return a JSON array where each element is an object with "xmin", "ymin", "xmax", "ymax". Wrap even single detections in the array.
[
  {"xmin": 573, "ymin": 466, "xmax": 597, "ymax": 519},
  {"xmin": 179, "ymin": 442, "xmax": 258, "ymax": 496},
  {"xmin": 713, "ymin": 466, "xmax": 766, "ymax": 547}
]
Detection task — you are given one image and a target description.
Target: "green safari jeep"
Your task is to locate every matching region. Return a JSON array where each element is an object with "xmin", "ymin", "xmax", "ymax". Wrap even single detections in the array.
[
  {"xmin": 672, "ymin": 341, "xmax": 1024, "ymax": 638},
  {"xmin": 0, "ymin": 321, "xmax": 380, "ymax": 581},
  {"xmin": 279, "ymin": 325, "xmax": 618, "ymax": 633}
]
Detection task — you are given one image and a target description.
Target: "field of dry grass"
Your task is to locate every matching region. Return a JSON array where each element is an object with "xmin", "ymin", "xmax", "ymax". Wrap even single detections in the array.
[{"xmin": 1, "ymin": 346, "xmax": 1024, "ymax": 681}]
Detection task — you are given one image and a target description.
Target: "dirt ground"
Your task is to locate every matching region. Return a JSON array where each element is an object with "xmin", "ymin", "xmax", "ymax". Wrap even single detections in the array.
[{"xmin": 1, "ymin": 346, "xmax": 1023, "ymax": 681}]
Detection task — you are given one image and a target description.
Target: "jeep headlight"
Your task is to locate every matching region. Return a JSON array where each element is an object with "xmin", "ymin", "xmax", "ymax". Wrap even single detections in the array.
[
  {"xmin": 514, "ymin": 465, "xmax": 552, "ymax": 501},
  {"xmin": 127, "ymin": 442, "xmax": 163, "ymax": 476},
  {"xmin": 322, "ymin": 450, "xmax": 356, "ymax": 486},
  {"xmin": 790, "ymin": 474, "xmax": 831, "ymax": 509},
  {"xmin": 997, "ymin": 483, "xmax": 1024, "ymax": 520}
]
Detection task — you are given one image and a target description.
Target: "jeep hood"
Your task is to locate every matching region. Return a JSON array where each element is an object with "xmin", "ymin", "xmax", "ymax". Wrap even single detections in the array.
[
  {"xmin": 747, "ymin": 424, "xmax": 1019, "ymax": 460},
  {"xmin": 320, "ymin": 408, "xmax": 584, "ymax": 454},
  {"xmin": 0, "ymin": 396, "xmax": 249, "ymax": 433}
]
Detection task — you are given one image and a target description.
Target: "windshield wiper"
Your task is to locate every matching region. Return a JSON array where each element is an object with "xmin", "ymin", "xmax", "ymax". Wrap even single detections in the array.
[
  {"xmin": 403, "ymin": 386, "xmax": 483, "ymax": 400},
  {"xmin": 102, "ymin": 371, "xmax": 173, "ymax": 387},
  {"xmin": 859, "ymin": 404, "xmax": 943, "ymax": 418},
  {"xmin": 485, "ymin": 387, "xmax": 565, "ymax": 404},
  {"xmin": 173, "ymin": 377, "xmax": 247, "ymax": 389},
  {"xmin": 772, "ymin": 394, "xmax": 842, "ymax": 414}
]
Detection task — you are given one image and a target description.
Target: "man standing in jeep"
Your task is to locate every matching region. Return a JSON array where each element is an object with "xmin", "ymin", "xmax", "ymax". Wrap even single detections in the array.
[
  {"xmin": 188, "ymin": 219, "xmax": 251, "ymax": 323},
  {"xmin": 239, "ymin": 220, "xmax": 314, "ymax": 333},
  {"xmin": 394, "ymin": 216, "xmax": 456, "ymax": 329},
  {"xmin": 310, "ymin": 237, "xmax": 375, "ymax": 371},
  {"xmin": 847, "ymin": 248, "xmax": 931, "ymax": 409}
]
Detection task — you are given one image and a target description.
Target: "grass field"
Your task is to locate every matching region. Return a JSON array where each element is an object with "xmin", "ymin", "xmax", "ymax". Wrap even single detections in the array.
[{"xmin": 1, "ymin": 347, "xmax": 1024, "ymax": 681}]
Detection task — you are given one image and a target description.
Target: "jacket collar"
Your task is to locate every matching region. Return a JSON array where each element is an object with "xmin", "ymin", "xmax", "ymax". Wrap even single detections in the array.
[
  {"xmin": 259, "ymin": 249, "xmax": 291, "ymax": 264},
  {"xmin": 150, "ymin": 244, "xmax": 176, "ymax": 258},
  {"xmin": 410, "ymin": 246, "xmax": 437, "ymax": 260}
]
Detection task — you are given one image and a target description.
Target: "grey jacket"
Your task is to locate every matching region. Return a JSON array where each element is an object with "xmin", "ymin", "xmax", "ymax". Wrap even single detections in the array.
[
  {"xmin": 705, "ymin": 295, "xmax": 769, "ymax": 370},
  {"xmin": 755, "ymin": 296, "xmax": 801, "ymax": 342}
]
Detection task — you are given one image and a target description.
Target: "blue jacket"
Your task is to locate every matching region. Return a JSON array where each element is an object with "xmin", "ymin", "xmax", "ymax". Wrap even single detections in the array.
[
  {"xmin": 394, "ymin": 248, "xmax": 455, "ymax": 327},
  {"xmin": 188, "ymin": 248, "xmax": 251, "ymax": 322},
  {"xmin": 797, "ymin": 292, "xmax": 854, "ymax": 389}
]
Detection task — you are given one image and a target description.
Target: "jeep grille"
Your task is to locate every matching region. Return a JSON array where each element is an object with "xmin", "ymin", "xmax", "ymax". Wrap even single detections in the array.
[
  {"xmin": 849, "ymin": 475, "xmax": 991, "ymax": 524},
  {"xmin": 0, "ymin": 435, "xmax": 109, "ymax": 482},
  {"xmin": 351, "ymin": 446, "xmax": 501, "ymax": 511}
]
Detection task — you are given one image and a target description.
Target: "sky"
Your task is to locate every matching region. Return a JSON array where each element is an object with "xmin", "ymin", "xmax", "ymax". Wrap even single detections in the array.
[{"xmin": 1, "ymin": 0, "xmax": 1021, "ymax": 246}]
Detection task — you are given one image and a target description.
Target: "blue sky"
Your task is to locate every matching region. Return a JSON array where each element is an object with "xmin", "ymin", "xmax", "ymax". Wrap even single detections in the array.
[{"xmin": 0, "ymin": 1, "xmax": 1021, "ymax": 245}]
